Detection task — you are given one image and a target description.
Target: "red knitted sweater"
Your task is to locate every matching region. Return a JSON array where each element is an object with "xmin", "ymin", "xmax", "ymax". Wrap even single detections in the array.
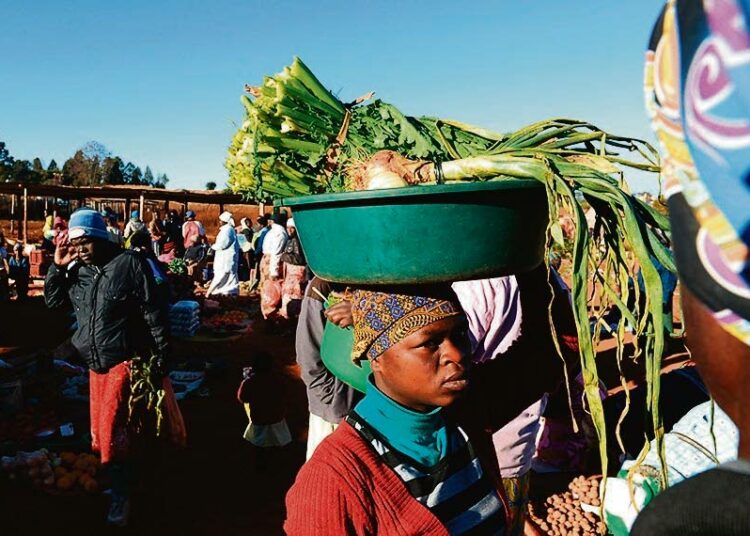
[{"xmin": 285, "ymin": 421, "xmax": 508, "ymax": 535}]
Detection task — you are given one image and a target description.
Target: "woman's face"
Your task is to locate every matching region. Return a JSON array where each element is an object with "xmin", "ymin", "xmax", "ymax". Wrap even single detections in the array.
[{"xmin": 371, "ymin": 316, "xmax": 471, "ymax": 412}]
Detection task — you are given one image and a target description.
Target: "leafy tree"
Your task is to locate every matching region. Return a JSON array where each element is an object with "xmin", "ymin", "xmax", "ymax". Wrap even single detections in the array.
[
  {"xmin": 130, "ymin": 166, "xmax": 143, "ymax": 185},
  {"xmin": 60, "ymin": 142, "xmax": 112, "ymax": 185},
  {"xmin": 155, "ymin": 172, "xmax": 169, "ymax": 188},
  {"xmin": 0, "ymin": 142, "xmax": 14, "ymax": 182},
  {"xmin": 81, "ymin": 141, "xmax": 111, "ymax": 162},
  {"xmin": 0, "ymin": 142, "xmax": 11, "ymax": 164},
  {"xmin": 120, "ymin": 161, "xmax": 136, "ymax": 184},
  {"xmin": 44, "ymin": 159, "xmax": 61, "ymax": 184},
  {"xmin": 12, "ymin": 160, "xmax": 34, "ymax": 183},
  {"xmin": 62, "ymin": 149, "xmax": 94, "ymax": 185},
  {"xmin": 205, "ymin": 181, "xmax": 217, "ymax": 191},
  {"xmin": 143, "ymin": 166, "xmax": 155, "ymax": 186},
  {"xmin": 101, "ymin": 156, "xmax": 125, "ymax": 185}
]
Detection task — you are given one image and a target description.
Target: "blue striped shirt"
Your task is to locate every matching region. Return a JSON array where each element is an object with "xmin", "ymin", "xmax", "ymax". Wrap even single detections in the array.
[{"xmin": 348, "ymin": 411, "xmax": 506, "ymax": 535}]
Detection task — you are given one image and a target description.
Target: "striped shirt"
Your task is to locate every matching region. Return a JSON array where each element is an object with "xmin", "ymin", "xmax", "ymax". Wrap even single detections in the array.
[{"xmin": 347, "ymin": 411, "xmax": 506, "ymax": 535}]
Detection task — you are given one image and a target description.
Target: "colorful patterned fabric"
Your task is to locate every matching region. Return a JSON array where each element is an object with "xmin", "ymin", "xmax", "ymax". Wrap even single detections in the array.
[
  {"xmin": 501, "ymin": 473, "xmax": 531, "ymax": 536},
  {"xmin": 646, "ymin": 0, "xmax": 750, "ymax": 344},
  {"xmin": 350, "ymin": 287, "xmax": 462, "ymax": 363}
]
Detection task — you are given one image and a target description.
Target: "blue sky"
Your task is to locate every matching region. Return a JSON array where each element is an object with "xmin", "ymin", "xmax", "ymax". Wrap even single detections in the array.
[{"xmin": 2, "ymin": 0, "xmax": 665, "ymax": 192}]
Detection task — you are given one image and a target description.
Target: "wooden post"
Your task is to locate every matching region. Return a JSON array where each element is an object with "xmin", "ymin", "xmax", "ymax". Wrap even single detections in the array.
[
  {"xmin": 219, "ymin": 203, "xmax": 225, "ymax": 219},
  {"xmin": 17, "ymin": 195, "xmax": 23, "ymax": 239},
  {"xmin": 22, "ymin": 187, "xmax": 28, "ymax": 242},
  {"xmin": 124, "ymin": 199, "xmax": 131, "ymax": 222},
  {"xmin": 139, "ymin": 194, "xmax": 145, "ymax": 220},
  {"xmin": 10, "ymin": 194, "xmax": 15, "ymax": 235}
]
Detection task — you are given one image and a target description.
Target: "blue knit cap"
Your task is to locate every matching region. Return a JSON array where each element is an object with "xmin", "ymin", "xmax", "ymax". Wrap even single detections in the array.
[
  {"xmin": 131, "ymin": 210, "xmax": 140, "ymax": 220},
  {"xmin": 68, "ymin": 209, "xmax": 110, "ymax": 240}
]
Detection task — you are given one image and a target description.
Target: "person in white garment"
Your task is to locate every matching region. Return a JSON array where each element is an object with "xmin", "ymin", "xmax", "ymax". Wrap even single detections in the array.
[
  {"xmin": 206, "ymin": 211, "xmax": 240, "ymax": 297},
  {"xmin": 260, "ymin": 212, "xmax": 289, "ymax": 319}
]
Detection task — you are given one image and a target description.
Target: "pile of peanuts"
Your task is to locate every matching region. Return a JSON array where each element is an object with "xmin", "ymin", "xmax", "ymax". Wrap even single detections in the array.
[{"xmin": 528, "ymin": 476, "xmax": 607, "ymax": 535}]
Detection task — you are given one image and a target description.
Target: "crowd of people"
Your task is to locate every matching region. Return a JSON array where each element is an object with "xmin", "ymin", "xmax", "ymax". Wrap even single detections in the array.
[
  {"xmin": 3, "ymin": 1, "xmax": 747, "ymax": 533},
  {"xmin": 5, "ymin": 205, "xmax": 311, "ymax": 526},
  {"xmin": 6, "ymin": 206, "xmax": 311, "ymax": 312}
]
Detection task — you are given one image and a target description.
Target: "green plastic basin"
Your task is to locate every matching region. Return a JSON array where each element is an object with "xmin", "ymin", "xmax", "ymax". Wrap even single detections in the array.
[
  {"xmin": 320, "ymin": 321, "xmax": 369, "ymax": 393},
  {"xmin": 279, "ymin": 180, "xmax": 548, "ymax": 284}
]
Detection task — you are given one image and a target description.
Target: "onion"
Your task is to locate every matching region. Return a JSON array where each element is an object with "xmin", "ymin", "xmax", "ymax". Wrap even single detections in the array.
[{"xmin": 364, "ymin": 171, "xmax": 408, "ymax": 190}]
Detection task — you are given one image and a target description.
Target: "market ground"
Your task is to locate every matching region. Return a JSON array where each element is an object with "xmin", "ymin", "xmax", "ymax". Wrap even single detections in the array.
[
  {"xmin": 0, "ymin": 284, "xmax": 691, "ymax": 535},
  {"xmin": 1, "ymin": 292, "xmax": 307, "ymax": 536}
]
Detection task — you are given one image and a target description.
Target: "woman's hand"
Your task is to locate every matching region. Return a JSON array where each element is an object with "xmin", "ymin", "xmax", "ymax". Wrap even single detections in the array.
[
  {"xmin": 325, "ymin": 300, "xmax": 353, "ymax": 328},
  {"xmin": 54, "ymin": 236, "xmax": 78, "ymax": 267}
]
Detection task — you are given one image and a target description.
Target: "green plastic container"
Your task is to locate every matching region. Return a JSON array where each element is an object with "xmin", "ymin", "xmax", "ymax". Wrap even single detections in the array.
[
  {"xmin": 279, "ymin": 180, "xmax": 548, "ymax": 284},
  {"xmin": 320, "ymin": 321, "xmax": 370, "ymax": 393}
]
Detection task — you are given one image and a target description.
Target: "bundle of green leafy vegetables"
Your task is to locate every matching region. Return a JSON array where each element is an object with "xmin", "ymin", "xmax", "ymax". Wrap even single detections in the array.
[{"xmin": 226, "ymin": 57, "xmax": 675, "ymax": 497}]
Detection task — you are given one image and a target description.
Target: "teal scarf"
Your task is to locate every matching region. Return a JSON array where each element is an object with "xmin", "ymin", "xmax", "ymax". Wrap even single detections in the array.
[{"xmin": 354, "ymin": 376, "xmax": 451, "ymax": 467}]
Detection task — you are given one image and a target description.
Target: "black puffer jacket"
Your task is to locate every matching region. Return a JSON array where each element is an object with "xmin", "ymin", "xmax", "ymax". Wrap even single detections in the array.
[{"xmin": 45, "ymin": 250, "xmax": 169, "ymax": 373}]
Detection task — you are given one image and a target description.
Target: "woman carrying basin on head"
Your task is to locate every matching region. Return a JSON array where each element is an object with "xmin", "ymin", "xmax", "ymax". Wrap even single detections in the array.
[{"xmin": 285, "ymin": 266, "xmax": 578, "ymax": 535}]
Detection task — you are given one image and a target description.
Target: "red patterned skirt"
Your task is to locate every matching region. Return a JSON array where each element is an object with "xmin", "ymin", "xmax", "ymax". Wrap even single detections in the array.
[{"xmin": 89, "ymin": 361, "xmax": 187, "ymax": 463}]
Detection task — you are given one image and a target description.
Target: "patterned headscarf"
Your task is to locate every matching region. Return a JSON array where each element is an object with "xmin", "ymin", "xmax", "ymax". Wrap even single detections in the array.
[
  {"xmin": 350, "ymin": 287, "xmax": 463, "ymax": 363},
  {"xmin": 646, "ymin": 0, "xmax": 750, "ymax": 344}
]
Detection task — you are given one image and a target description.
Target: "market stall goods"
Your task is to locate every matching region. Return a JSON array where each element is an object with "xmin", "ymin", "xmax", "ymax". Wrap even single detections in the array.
[
  {"xmin": 170, "ymin": 300, "xmax": 201, "ymax": 338},
  {"xmin": 203, "ymin": 309, "xmax": 249, "ymax": 331},
  {"xmin": 167, "ymin": 258, "xmax": 188, "ymax": 275},
  {"xmin": 1, "ymin": 449, "xmax": 101, "ymax": 494},
  {"xmin": 129, "ymin": 356, "xmax": 167, "ymax": 435},
  {"xmin": 227, "ymin": 58, "xmax": 675, "ymax": 493},
  {"xmin": 528, "ymin": 476, "xmax": 606, "ymax": 536}
]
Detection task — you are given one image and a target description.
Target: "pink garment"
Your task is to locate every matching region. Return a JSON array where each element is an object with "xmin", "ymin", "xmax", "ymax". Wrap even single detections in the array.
[
  {"xmin": 182, "ymin": 220, "xmax": 203, "ymax": 249},
  {"xmin": 158, "ymin": 250, "xmax": 176, "ymax": 264}
]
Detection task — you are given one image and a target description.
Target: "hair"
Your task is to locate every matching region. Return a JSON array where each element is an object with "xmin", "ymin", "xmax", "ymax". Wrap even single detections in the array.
[
  {"xmin": 250, "ymin": 351, "xmax": 273, "ymax": 374},
  {"xmin": 272, "ymin": 212, "xmax": 288, "ymax": 226},
  {"xmin": 129, "ymin": 230, "xmax": 151, "ymax": 250}
]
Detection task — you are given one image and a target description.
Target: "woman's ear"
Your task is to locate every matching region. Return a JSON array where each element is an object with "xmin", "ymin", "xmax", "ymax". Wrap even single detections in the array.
[{"xmin": 369, "ymin": 357, "xmax": 382, "ymax": 374}]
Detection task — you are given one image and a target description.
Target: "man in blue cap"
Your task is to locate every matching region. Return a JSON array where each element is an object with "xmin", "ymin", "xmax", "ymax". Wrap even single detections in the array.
[
  {"xmin": 123, "ymin": 209, "xmax": 146, "ymax": 247},
  {"xmin": 44, "ymin": 208, "xmax": 181, "ymax": 527}
]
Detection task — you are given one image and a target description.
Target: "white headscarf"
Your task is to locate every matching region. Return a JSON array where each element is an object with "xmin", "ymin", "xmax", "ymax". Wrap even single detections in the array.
[
  {"xmin": 219, "ymin": 211, "xmax": 235, "ymax": 226},
  {"xmin": 286, "ymin": 218, "xmax": 295, "ymax": 229}
]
